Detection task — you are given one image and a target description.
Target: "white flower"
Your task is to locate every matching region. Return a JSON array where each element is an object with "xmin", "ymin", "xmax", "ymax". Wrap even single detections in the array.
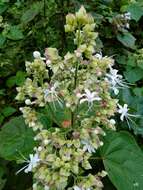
[
  {"xmin": 33, "ymin": 51, "xmax": 41, "ymax": 58},
  {"xmin": 74, "ymin": 186, "xmax": 82, "ymax": 190},
  {"xmin": 109, "ymin": 119, "xmax": 116, "ymax": 125},
  {"xmin": 25, "ymin": 99, "xmax": 31, "ymax": 105},
  {"xmin": 75, "ymin": 49, "xmax": 82, "ymax": 57},
  {"xmin": 44, "ymin": 82, "xmax": 63, "ymax": 108},
  {"xmin": 117, "ymin": 104, "xmax": 139, "ymax": 129},
  {"xmin": 16, "ymin": 153, "xmax": 40, "ymax": 174},
  {"xmin": 73, "ymin": 186, "xmax": 91, "ymax": 190},
  {"xmin": 106, "ymin": 66, "xmax": 128, "ymax": 95},
  {"xmin": 117, "ymin": 104, "xmax": 129, "ymax": 121},
  {"xmin": 81, "ymin": 140, "xmax": 96, "ymax": 153},
  {"xmin": 125, "ymin": 23, "xmax": 130, "ymax": 29},
  {"xmin": 94, "ymin": 52, "xmax": 102, "ymax": 59},
  {"xmin": 79, "ymin": 89, "xmax": 101, "ymax": 109},
  {"xmin": 33, "ymin": 51, "xmax": 46, "ymax": 60},
  {"xmin": 124, "ymin": 12, "xmax": 131, "ymax": 20},
  {"xmin": 44, "ymin": 185, "xmax": 50, "ymax": 190}
]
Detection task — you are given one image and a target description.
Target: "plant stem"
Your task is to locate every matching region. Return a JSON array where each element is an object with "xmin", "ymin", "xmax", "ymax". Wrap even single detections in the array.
[{"xmin": 71, "ymin": 28, "xmax": 81, "ymax": 127}]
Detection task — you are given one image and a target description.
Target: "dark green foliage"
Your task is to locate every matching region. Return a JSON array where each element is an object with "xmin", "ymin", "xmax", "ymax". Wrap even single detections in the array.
[
  {"xmin": 0, "ymin": 116, "xmax": 35, "ymax": 161},
  {"xmin": 1, "ymin": 0, "xmax": 143, "ymax": 189},
  {"xmin": 101, "ymin": 131, "xmax": 143, "ymax": 190}
]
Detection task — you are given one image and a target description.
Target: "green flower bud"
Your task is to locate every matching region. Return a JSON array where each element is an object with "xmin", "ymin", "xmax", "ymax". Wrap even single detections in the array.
[
  {"xmin": 65, "ymin": 24, "xmax": 74, "ymax": 32},
  {"xmin": 66, "ymin": 13, "xmax": 76, "ymax": 26},
  {"xmin": 76, "ymin": 6, "xmax": 88, "ymax": 25}
]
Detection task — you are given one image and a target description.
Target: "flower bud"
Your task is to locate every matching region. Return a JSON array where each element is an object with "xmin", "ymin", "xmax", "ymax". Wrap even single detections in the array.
[
  {"xmin": 76, "ymin": 6, "xmax": 87, "ymax": 24},
  {"xmin": 109, "ymin": 119, "xmax": 116, "ymax": 125},
  {"xmin": 66, "ymin": 14, "xmax": 76, "ymax": 26},
  {"xmin": 25, "ymin": 99, "xmax": 31, "ymax": 105},
  {"xmin": 33, "ymin": 51, "xmax": 41, "ymax": 59},
  {"xmin": 46, "ymin": 59, "xmax": 51, "ymax": 65},
  {"xmin": 65, "ymin": 24, "xmax": 74, "ymax": 32}
]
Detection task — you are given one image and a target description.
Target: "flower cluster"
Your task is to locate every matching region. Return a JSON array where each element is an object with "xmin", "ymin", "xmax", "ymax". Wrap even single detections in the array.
[
  {"xmin": 112, "ymin": 12, "xmax": 131, "ymax": 31},
  {"xmin": 16, "ymin": 6, "xmax": 136, "ymax": 190}
]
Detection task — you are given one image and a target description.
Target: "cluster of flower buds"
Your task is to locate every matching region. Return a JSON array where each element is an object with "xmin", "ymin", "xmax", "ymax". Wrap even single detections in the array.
[
  {"xmin": 112, "ymin": 12, "xmax": 131, "ymax": 31},
  {"xmin": 16, "ymin": 6, "xmax": 137, "ymax": 190}
]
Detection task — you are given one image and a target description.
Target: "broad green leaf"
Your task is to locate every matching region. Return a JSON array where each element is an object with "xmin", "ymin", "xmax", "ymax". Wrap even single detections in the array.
[
  {"xmin": 126, "ymin": 56, "xmax": 136, "ymax": 67},
  {"xmin": 6, "ymin": 26, "xmax": 24, "ymax": 40},
  {"xmin": 121, "ymin": 88, "xmax": 134, "ymax": 105},
  {"xmin": 133, "ymin": 88, "xmax": 143, "ymax": 97},
  {"xmin": 0, "ymin": 116, "xmax": 35, "ymax": 161},
  {"xmin": 117, "ymin": 32, "xmax": 136, "ymax": 49},
  {"xmin": 15, "ymin": 71, "xmax": 26, "ymax": 86},
  {"xmin": 127, "ymin": 3, "xmax": 143, "ymax": 21},
  {"xmin": 6, "ymin": 76, "xmax": 16, "ymax": 87},
  {"xmin": 101, "ymin": 131, "xmax": 143, "ymax": 190},
  {"xmin": 124, "ymin": 68, "xmax": 143, "ymax": 83},
  {"xmin": 2, "ymin": 106, "xmax": 16, "ymax": 117},
  {"xmin": 21, "ymin": 2, "xmax": 43, "ymax": 24}
]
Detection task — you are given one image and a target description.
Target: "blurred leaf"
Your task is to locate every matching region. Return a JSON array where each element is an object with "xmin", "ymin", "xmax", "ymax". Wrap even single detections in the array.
[
  {"xmin": 0, "ymin": 35, "xmax": 6, "ymax": 48},
  {"xmin": 6, "ymin": 26, "xmax": 24, "ymax": 40},
  {"xmin": 2, "ymin": 106, "xmax": 16, "ymax": 117},
  {"xmin": 0, "ymin": 114, "xmax": 4, "ymax": 125},
  {"xmin": 0, "ymin": 116, "xmax": 35, "ymax": 161},
  {"xmin": 117, "ymin": 32, "xmax": 136, "ymax": 49},
  {"xmin": 6, "ymin": 76, "xmax": 16, "ymax": 87},
  {"xmin": 121, "ymin": 88, "xmax": 134, "ymax": 105},
  {"xmin": 124, "ymin": 68, "xmax": 143, "ymax": 82},
  {"xmin": 101, "ymin": 131, "xmax": 143, "ymax": 190},
  {"xmin": 0, "ymin": 3, "xmax": 8, "ymax": 14},
  {"xmin": 15, "ymin": 71, "xmax": 26, "ymax": 86},
  {"xmin": 126, "ymin": 56, "xmax": 136, "ymax": 67},
  {"xmin": 21, "ymin": 2, "xmax": 43, "ymax": 24},
  {"xmin": 0, "ymin": 89, "xmax": 5, "ymax": 96},
  {"xmin": 133, "ymin": 88, "xmax": 143, "ymax": 97},
  {"xmin": 0, "ymin": 166, "xmax": 6, "ymax": 190},
  {"xmin": 127, "ymin": 3, "xmax": 143, "ymax": 21}
]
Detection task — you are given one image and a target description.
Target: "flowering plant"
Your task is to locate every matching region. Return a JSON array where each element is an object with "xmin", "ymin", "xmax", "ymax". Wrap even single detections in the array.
[{"xmin": 16, "ymin": 6, "xmax": 138, "ymax": 190}]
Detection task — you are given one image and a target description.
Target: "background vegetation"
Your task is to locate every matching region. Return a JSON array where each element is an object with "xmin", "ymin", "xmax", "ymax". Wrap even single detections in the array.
[{"xmin": 1, "ymin": 0, "xmax": 143, "ymax": 189}]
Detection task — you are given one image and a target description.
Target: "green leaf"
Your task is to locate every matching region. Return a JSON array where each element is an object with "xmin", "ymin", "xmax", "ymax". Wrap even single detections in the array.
[
  {"xmin": 0, "ymin": 116, "xmax": 35, "ymax": 161},
  {"xmin": 0, "ymin": 114, "xmax": 4, "ymax": 125},
  {"xmin": 101, "ymin": 131, "xmax": 143, "ymax": 190},
  {"xmin": 133, "ymin": 88, "xmax": 143, "ymax": 97},
  {"xmin": 124, "ymin": 68, "xmax": 143, "ymax": 83},
  {"xmin": 0, "ymin": 3, "xmax": 8, "ymax": 14},
  {"xmin": 44, "ymin": 102, "xmax": 71, "ymax": 127},
  {"xmin": 6, "ymin": 76, "xmax": 16, "ymax": 87},
  {"xmin": 0, "ymin": 35, "xmax": 6, "ymax": 48},
  {"xmin": 2, "ymin": 106, "xmax": 16, "ymax": 117},
  {"xmin": 117, "ymin": 32, "xmax": 136, "ymax": 49},
  {"xmin": 127, "ymin": 3, "xmax": 143, "ymax": 21},
  {"xmin": 37, "ymin": 112, "xmax": 52, "ymax": 129},
  {"xmin": 0, "ymin": 166, "xmax": 6, "ymax": 190},
  {"xmin": 0, "ymin": 89, "xmax": 5, "ymax": 96},
  {"xmin": 15, "ymin": 71, "xmax": 26, "ymax": 86},
  {"xmin": 21, "ymin": 2, "xmax": 43, "ymax": 24},
  {"xmin": 6, "ymin": 26, "xmax": 24, "ymax": 40}
]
